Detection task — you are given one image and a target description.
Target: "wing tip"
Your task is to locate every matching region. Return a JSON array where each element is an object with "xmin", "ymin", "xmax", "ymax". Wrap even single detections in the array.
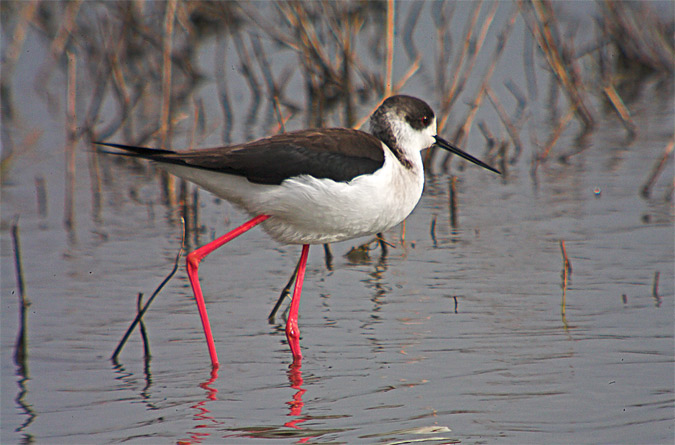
[{"xmin": 94, "ymin": 141, "xmax": 175, "ymax": 157}]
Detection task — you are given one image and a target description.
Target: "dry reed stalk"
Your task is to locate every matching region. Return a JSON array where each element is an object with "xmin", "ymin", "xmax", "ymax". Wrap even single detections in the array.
[
  {"xmin": 160, "ymin": 0, "xmax": 178, "ymax": 145},
  {"xmin": 189, "ymin": 98, "xmax": 200, "ymax": 149},
  {"xmin": 439, "ymin": 1, "xmax": 484, "ymax": 130},
  {"xmin": 2, "ymin": 129, "xmax": 44, "ymax": 179},
  {"xmin": 485, "ymin": 85, "xmax": 523, "ymax": 158},
  {"xmin": 351, "ymin": 56, "xmax": 422, "ymax": 131},
  {"xmin": 441, "ymin": 6, "xmax": 516, "ymax": 171},
  {"xmin": 160, "ymin": 0, "xmax": 178, "ymax": 207},
  {"xmin": 273, "ymin": 95, "xmax": 287, "ymax": 134},
  {"xmin": 560, "ymin": 272, "xmax": 569, "ymax": 330},
  {"xmin": 478, "ymin": 121, "xmax": 496, "ymax": 150},
  {"xmin": 559, "ymin": 240, "xmax": 571, "ymax": 329},
  {"xmin": 192, "ymin": 186, "xmax": 200, "ymax": 246},
  {"xmin": 601, "ymin": 1, "xmax": 675, "ymax": 73},
  {"xmin": 339, "ymin": 13, "xmax": 355, "ymax": 127},
  {"xmin": 50, "ymin": 1, "xmax": 83, "ymax": 57},
  {"xmin": 1, "ymin": 1, "xmax": 38, "ymax": 156},
  {"xmin": 231, "ymin": 31, "xmax": 261, "ymax": 110},
  {"xmin": 384, "ymin": 0, "xmax": 395, "ymax": 96},
  {"xmin": 449, "ymin": 176, "xmax": 458, "ymax": 228},
  {"xmin": 523, "ymin": 24, "xmax": 538, "ymax": 101},
  {"xmin": 215, "ymin": 33, "xmax": 233, "ymax": 143},
  {"xmin": 505, "ymin": 80, "xmax": 528, "ymax": 123},
  {"xmin": 3, "ymin": 1, "xmax": 37, "ymax": 70},
  {"xmin": 251, "ymin": 33, "xmax": 279, "ymax": 100},
  {"xmin": 431, "ymin": 1, "xmax": 455, "ymax": 94},
  {"xmin": 504, "ymin": 80, "xmax": 528, "ymax": 162},
  {"xmin": 109, "ymin": 34, "xmax": 134, "ymax": 139},
  {"xmin": 603, "ymin": 84, "xmax": 637, "ymax": 136},
  {"xmin": 33, "ymin": 0, "xmax": 83, "ymax": 108},
  {"xmin": 498, "ymin": 141, "xmax": 509, "ymax": 176},
  {"xmin": 538, "ymin": 105, "xmax": 575, "ymax": 162},
  {"xmin": 560, "ymin": 240, "xmax": 572, "ymax": 275},
  {"xmin": 641, "ymin": 137, "xmax": 675, "ymax": 198},
  {"xmin": 35, "ymin": 176, "xmax": 47, "ymax": 218},
  {"xmin": 393, "ymin": 56, "xmax": 422, "ymax": 93},
  {"xmin": 64, "ymin": 51, "xmax": 77, "ymax": 233},
  {"xmin": 403, "ymin": 1, "xmax": 424, "ymax": 63},
  {"xmin": 278, "ymin": 2, "xmax": 335, "ymax": 84},
  {"xmin": 87, "ymin": 144, "xmax": 103, "ymax": 224},
  {"xmin": 526, "ymin": 0, "xmax": 594, "ymax": 128},
  {"xmin": 439, "ymin": 1, "xmax": 497, "ymax": 133},
  {"xmin": 242, "ymin": 3, "xmax": 300, "ymax": 52}
]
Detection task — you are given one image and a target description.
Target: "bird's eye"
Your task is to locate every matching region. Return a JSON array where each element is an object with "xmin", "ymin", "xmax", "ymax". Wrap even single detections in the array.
[{"xmin": 421, "ymin": 116, "xmax": 430, "ymax": 126}]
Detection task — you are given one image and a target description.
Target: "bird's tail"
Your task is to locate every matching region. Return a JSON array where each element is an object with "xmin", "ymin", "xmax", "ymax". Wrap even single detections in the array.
[{"xmin": 94, "ymin": 141, "xmax": 176, "ymax": 159}]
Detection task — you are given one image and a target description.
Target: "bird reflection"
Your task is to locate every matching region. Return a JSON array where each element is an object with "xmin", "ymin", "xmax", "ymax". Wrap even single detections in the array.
[
  {"xmin": 181, "ymin": 369, "xmax": 221, "ymax": 444},
  {"xmin": 284, "ymin": 361, "xmax": 308, "ymax": 430}
]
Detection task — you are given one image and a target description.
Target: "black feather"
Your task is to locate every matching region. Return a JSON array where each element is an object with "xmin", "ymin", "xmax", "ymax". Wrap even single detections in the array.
[{"xmin": 96, "ymin": 128, "xmax": 385, "ymax": 185}]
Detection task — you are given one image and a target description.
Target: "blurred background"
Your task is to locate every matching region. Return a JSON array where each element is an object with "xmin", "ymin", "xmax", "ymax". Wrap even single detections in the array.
[{"xmin": 1, "ymin": 1, "xmax": 673, "ymax": 443}]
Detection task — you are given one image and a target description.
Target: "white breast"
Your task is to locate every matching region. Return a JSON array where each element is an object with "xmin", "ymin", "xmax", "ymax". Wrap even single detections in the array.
[{"xmin": 162, "ymin": 146, "xmax": 425, "ymax": 245}]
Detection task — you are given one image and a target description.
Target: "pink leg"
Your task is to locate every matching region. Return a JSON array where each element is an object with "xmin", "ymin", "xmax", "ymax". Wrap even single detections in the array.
[
  {"xmin": 186, "ymin": 214, "xmax": 270, "ymax": 368},
  {"xmin": 286, "ymin": 244, "xmax": 310, "ymax": 362}
]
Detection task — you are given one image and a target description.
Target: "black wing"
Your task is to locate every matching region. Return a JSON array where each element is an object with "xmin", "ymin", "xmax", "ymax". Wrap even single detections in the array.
[{"xmin": 96, "ymin": 128, "xmax": 385, "ymax": 185}]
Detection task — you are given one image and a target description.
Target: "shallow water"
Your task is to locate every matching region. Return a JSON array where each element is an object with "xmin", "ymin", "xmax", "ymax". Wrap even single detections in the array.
[{"xmin": 2, "ymin": 3, "xmax": 674, "ymax": 444}]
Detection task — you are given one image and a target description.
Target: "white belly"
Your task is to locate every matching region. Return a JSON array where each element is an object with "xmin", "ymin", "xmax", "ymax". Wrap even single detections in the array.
[{"xmin": 161, "ymin": 151, "xmax": 424, "ymax": 244}]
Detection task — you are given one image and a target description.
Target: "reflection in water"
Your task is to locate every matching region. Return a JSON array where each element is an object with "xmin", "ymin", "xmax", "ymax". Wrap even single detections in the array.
[
  {"xmin": 111, "ymin": 360, "xmax": 157, "ymax": 411},
  {"xmin": 11, "ymin": 219, "xmax": 35, "ymax": 440},
  {"xmin": 14, "ymin": 374, "xmax": 35, "ymax": 442},
  {"xmin": 180, "ymin": 369, "xmax": 221, "ymax": 444},
  {"xmin": 227, "ymin": 360, "xmax": 341, "ymax": 442},
  {"xmin": 284, "ymin": 361, "xmax": 308, "ymax": 431}
]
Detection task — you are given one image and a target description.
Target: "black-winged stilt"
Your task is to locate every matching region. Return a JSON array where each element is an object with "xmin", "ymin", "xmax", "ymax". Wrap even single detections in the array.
[{"xmin": 98, "ymin": 95, "xmax": 500, "ymax": 368}]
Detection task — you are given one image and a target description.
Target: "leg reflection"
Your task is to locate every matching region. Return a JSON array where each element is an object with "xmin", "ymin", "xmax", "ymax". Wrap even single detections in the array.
[{"xmin": 284, "ymin": 361, "xmax": 308, "ymax": 430}]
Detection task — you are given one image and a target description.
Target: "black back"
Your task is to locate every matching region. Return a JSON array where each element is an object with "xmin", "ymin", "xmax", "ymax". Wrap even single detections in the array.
[{"xmin": 98, "ymin": 128, "xmax": 385, "ymax": 185}]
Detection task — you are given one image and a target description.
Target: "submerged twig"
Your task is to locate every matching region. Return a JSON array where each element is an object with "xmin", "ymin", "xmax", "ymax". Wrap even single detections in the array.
[
  {"xmin": 35, "ymin": 176, "xmax": 48, "ymax": 219},
  {"xmin": 137, "ymin": 293, "xmax": 151, "ymax": 358},
  {"xmin": 323, "ymin": 243, "xmax": 334, "ymax": 271},
  {"xmin": 12, "ymin": 216, "xmax": 30, "ymax": 373},
  {"xmin": 112, "ymin": 218, "xmax": 186, "ymax": 361},
  {"xmin": 560, "ymin": 240, "xmax": 571, "ymax": 330},
  {"xmin": 652, "ymin": 271, "xmax": 661, "ymax": 307},
  {"xmin": 560, "ymin": 240, "xmax": 572, "ymax": 275},
  {"xmin": 449, "ymin": 176, "xmax": 458, "ymax": 228},
  {"xmin": 268, "ymin": 257, "xmax": 302, "ymax": 324},
  {"xmin": 430, "ymin": 215, "xmax": 438, "ymax": 247}
]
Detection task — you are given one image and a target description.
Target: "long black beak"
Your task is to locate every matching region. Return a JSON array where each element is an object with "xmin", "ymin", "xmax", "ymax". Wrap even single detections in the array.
[{"xmin": 434, "ymin": 136, "xmax": 501, "ymax": 175}]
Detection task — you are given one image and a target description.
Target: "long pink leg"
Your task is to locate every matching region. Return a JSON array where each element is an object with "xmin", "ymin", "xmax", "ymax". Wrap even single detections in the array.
[
  {"xmin": 186, "ymin": 214, "xmax": 270, "ymax": 368},
  {"xmin": 286, "ymin": 244, "xmax": 310, "ymax": 362}
]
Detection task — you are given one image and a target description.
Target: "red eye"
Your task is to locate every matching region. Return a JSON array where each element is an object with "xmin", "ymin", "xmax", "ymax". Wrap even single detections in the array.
[{"xmin": 421, "ymin": 116, "xmax": 430, "ymax": 126}]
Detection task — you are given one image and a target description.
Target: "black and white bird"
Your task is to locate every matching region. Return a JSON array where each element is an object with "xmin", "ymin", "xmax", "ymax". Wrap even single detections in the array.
[{"xmin": 98, "ymin": 95, "xmax": 500, "ymax": 369}]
